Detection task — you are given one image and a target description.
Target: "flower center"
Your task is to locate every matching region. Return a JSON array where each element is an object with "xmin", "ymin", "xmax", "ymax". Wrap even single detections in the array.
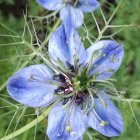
[
  {"xmin": 53, "ymin": 71, "xmax": 93, "ymax": 107},
  {"xmin": 53, "ymin": 61, "xmax": 116, "ymax": 111},
  {"xmin": 64, "ymin": 0, "xmax": 78, "ymax": 6},
  {"xmin": 72, "ymin": 72, "xmax": 91, "ymax": 91}
]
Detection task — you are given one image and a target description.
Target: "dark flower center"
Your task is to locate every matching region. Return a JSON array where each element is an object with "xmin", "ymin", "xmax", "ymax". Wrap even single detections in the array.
[
  {"xmin": 64, "ymin": 0, "xmax": 78, "ymax": 6},
  {"xmin": 53, "ymin": 70, "xmax": 92, "ymax": 107},
  {"xmin": 52, "ymin": 59, "xmax": 116, "ymax": 112}
]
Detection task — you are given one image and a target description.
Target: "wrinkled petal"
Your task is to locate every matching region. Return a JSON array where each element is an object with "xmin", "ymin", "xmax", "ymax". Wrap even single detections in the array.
[
  {"xmin": 7, "ymin": 64, "xmax": 57, "ymax": 107},
  {"xmin": 36, "ymin": 0, "xmax": 63, "ymax": 10},
  {"xmin": 86, "ymin": 40, "xmax": 124, "ymax": 79},
  {"xmin": 88, "ymin": 92, "xmax": 123, "ymax": 137},
  {"xmin": 48, "ymin": 25, "xmax": 86, "ymax": 66},
  {"xmin": 47, "ymin": 103, "xmax": 69, "ymax": 140},
  {"xmin": 78, "ymin": 0, "xmax": 100, "ymax": 12},
  {"xmin": 69, "ymin": 105, "xmax": 87, "ymax": 139},
  {"xmin": 60, "ymin": 5, "xmax": 84, "ymax": 28}
]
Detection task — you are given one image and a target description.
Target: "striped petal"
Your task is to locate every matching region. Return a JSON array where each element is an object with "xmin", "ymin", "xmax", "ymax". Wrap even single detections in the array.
[{"xmin": 7, "ymin": 64, "xmax": 57, "ymax": 107}]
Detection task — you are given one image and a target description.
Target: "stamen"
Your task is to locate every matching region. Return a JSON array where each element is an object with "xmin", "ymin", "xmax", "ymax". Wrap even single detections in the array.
[
  {"xmin": 54, "ymin": 87, "xmax": 64, "ymax": 94},
  {"xmin": 62, "ymin": 98, "xmax": 70, "ymax": 105},
  {"xmin": 85, "ymin": 48, "xmax": 102, "ymax": 74},
  {"xmin": 28, "ymin": 74, "xmax": 66, "ymax": 88},
  {"xmin": 90, "ymin": 88, "xmax": 107, "ymax": 108},
  {"xmin": 53, "ymin": 74, "xmax": 66, "ymax": 82},
  {"xmin": 60, "ymin": 91, "xmax": 75, "ymax": 98},
  {"xmin": 75, "ymin": 95, "xmax": 83, "ymax": 105},
  {"xmin": 83, "ymin": 97, "xmax": 88, "ymax": 113},
  {"xmin": 93, "ymin": 79, "xmax": 119, "ymax": 96},
  {"xmin": 99, "ymin": 120, "xmax": 109, "ymax": 126},
  {"xmin": 97, "ymin": 94, "xmax": 107, "ymax": 108},
  {"xmin": 87, "ymin": 88, "xmax": 94, "ymax": 111},
  {"xmin": 66, "ymin": 61, "xmax": 75, "ymax": 72},
  {"xmin": 90, "ymin": 108, "xmax": 109, "ymax": 127},
  {"xmin": 92, "ymin": 109, "xmax": 102, "ymax": 121},
  {"xmin": 110, "ymin": 54, "xmax": 119, "ymax": 62},
  {"xmin": 66, "ymin": 125, "xmax": 71, "ymax": 133},
  {"xmin": 54, "ymin": 58, "xmax": 75, "ymax": 76}
]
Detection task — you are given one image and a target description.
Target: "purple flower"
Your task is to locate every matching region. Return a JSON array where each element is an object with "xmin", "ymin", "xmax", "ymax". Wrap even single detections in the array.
[
  {"xmin": 7, "ymin": 25, "xmax": 124, "ymax": 140},
  {"xmin": 36, "ymin": 0, "xmax": 100, "ymax": 28}
]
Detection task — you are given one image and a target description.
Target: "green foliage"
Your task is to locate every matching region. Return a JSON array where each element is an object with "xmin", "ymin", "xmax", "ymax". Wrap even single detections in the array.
[{"xmin": 0, "ymin": 0, "xmax": 14, "ymax": 4}]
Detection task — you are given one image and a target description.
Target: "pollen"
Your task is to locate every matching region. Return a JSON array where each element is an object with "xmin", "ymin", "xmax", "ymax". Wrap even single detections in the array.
[
  {"xmin": 99, "ymin": 120, "xmax": 109, "ymax": 126},
  {"xmin": 102, "ymin": 53, "xmax": 106, "ymax": 57}
]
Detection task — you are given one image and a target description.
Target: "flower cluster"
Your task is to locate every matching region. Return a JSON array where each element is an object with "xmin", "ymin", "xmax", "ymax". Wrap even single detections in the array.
[{"xmin": 7, "ymin": 0, "xmax": 124, "ymax": 140}]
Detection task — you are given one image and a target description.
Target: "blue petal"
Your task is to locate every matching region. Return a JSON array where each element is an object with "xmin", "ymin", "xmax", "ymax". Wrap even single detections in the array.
[
  {"xmin": 69, "ymin": 105, "xmax": 87, "ymax": 139},
  {"xmin": 60, "ymin": 5, "xmax": 84, "ymax": 28},
  {"xmin": 36, "ymin": 0, "xmax": 63, "ymax": 10},
  {"xmin": 68, "ymin": 28, "xmax": 87, "ymax": 65},
  {"xmin": 86, "ymin": 40, "xmax": 124, "ymax": 79},
  {"xmin": 47, "ymin": 103, "xmax": 69, "ymax": 140},
  {"xmin": 7, "ymin": 64, "xmax": 57, "ymax": 107},
  {"xmin": 78, "ymin": 0, "xmax": 100, "ymax": 12},
  {"xmin": 48, "ymin": 25, "xmax": 86, "ymax": 66},
  {"xmin": 47, "ymin": 103, "xmax": 86, "ymax": 140},
  {"xmin": 88, "ymin": 92, "xmax": 123, "ymax": 137},
  {"xmin": 48, "ymin": 25, "xmax": 70, "ymax": 65}
]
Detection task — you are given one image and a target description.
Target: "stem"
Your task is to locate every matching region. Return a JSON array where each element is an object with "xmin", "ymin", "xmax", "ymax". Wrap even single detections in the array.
[
  {"xmin": 0, "ymin": 18, "xmax": 61, "ymax": 92},
  {"xmin": 0, "ymin": 105, "xmax": 53, "ymax": 140},
  {"xmin": 42, "ymin": 19, "xmax": 61, "ymax": 45},
  {"xmin": 95, "ymin": 0, "xmax": 123, "ymax": 43},
  {"xmin": 0, "ymin": 55, "xmax": 35, "ymax": 91}
]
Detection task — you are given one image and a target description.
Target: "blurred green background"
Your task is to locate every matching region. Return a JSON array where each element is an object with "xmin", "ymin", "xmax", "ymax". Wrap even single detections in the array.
[{"xmin": 0, "ymin": 0, "xmax": 140, "ymax": 140}]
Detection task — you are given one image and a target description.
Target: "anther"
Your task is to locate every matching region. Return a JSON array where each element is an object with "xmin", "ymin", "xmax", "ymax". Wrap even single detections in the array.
[
  {"xmin": 54, "ymin": 87, "xmax": 64, "ymax": 94},
  {"xmin": 53, "ymin": 74, "xmax": 66, "ymax": 82},
  {"xmin": 99, "ymin": 120, "xmax": 109, "ymax": 126},
  {"xmin": 66, "ymin": 61, "xmax": 75, "ymax": 72},
  {"xmin": 62, "ymin": 98, "xmax": 70, "ymax": 105}
]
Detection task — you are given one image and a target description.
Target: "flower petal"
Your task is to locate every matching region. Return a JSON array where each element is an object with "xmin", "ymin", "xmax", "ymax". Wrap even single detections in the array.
[
  {"xmin": 36, "ymin": 0, "xmax": 63, "ymax": 10},
  {"xmin": 47, "ymin": 103, "xmax": 85, "ymax": 140},
  {"xmin": 86, "ymin": 40, "xmax": 124, "ymax": 79},
  {"xmin": 69, "ymin": 105, "xmax": 87, "ymax": 139},
  {"xmin": 47, "ymin": 103, "xmax": 69, "ymax": 140},
  {"xmin": 48, "ymin": 25, "xmax": 70, "ymax": 65},
  {"xmin": 78, "ymin": 0, "xmax": 100, "ymax": 12},
  {"xmin": 68, "ymin": 28, "xmax": 87, "ymax": 65},
  {"xmin": 48, "ymin": 25, "xmax": 86, "ymax": 66},
  {"xmin": 7, "ymin": 64, "xmax": 57, "ymax": 107},
  {"xmin": 88, "ymin": 92, "xmax": 123, "ymax": 137},
  {"xmin": 60, "ymin": 5, "xmax": 84, "ymax": 28}
]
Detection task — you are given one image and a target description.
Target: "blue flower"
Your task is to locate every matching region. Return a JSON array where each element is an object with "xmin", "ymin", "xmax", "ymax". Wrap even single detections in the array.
[
  {"xmin": 36, "ymin": 0, "xmax": 100, "ymax": 28},
  {"xmin": 7, "ymin": 25, "xmax": 124, "ymax": 140}
]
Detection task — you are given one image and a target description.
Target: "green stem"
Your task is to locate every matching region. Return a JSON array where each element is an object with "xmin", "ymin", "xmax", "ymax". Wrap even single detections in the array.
[
  {"xmin": 0, "ymin": 57, "xmax": 34, "ymax": 91},
  {"xmin": 43, "ymin": 19, "xmax": 61, "ymax": 45},
  {"xmin": 0, "ymin": 18, "xmax": 61, "ymax": 92},
  {"xmin": 87, "ymin": 88, "xmax": 94, "ymax": 111},
  {"xmin": 0, "ymin": 105, "xmax": 53, "ymax": 140}
]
